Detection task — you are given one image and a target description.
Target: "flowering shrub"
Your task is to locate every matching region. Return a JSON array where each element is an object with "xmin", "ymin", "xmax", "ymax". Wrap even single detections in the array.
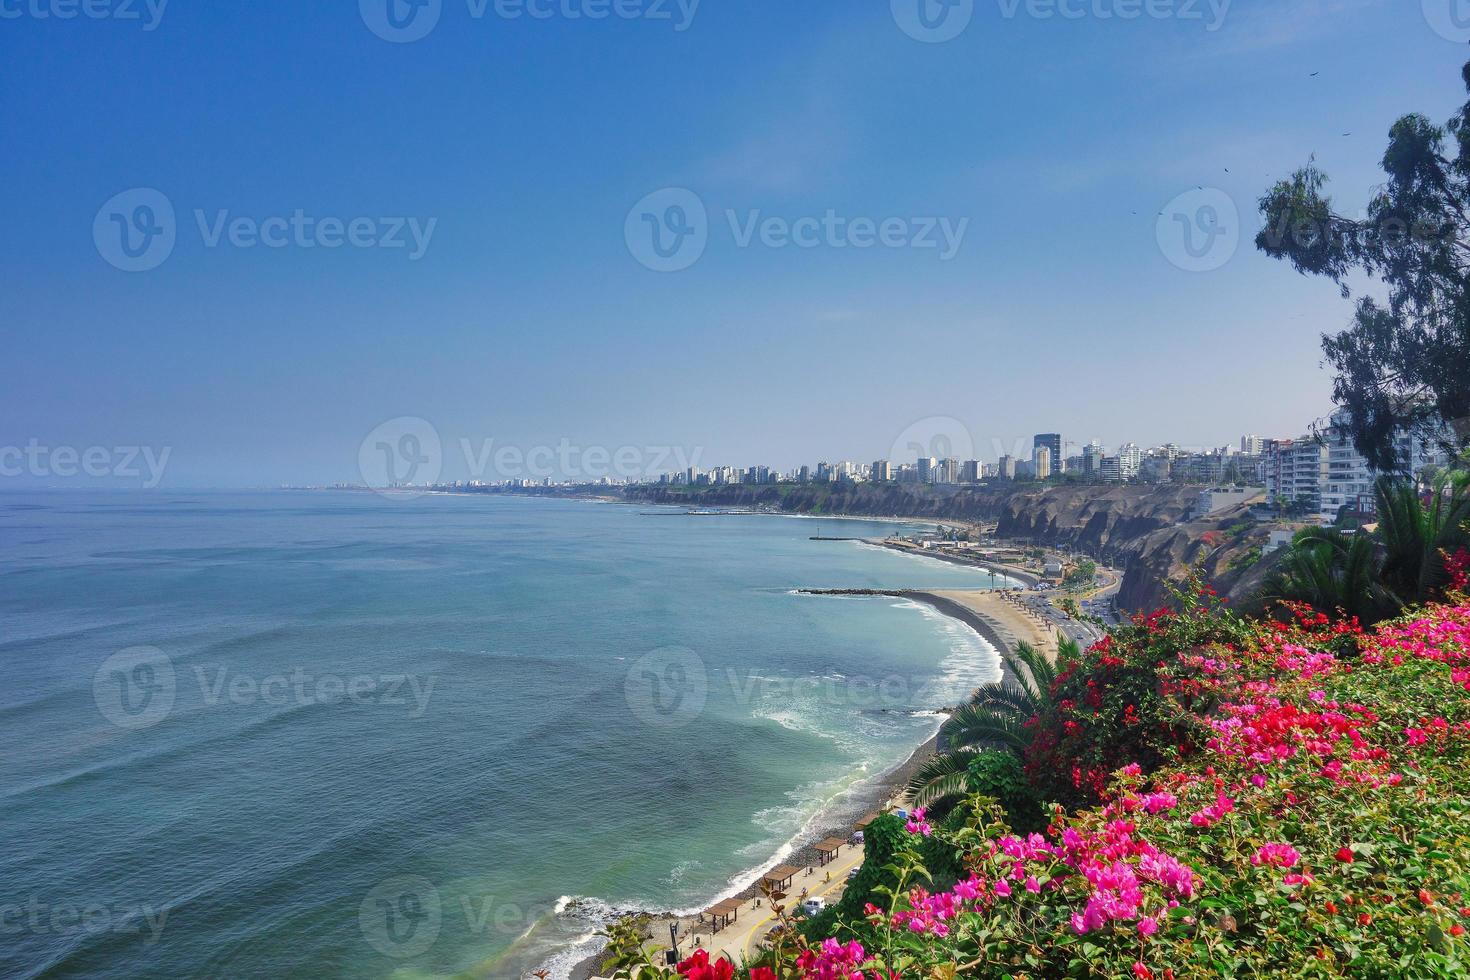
[
  {"xmin": 1023, "ymin": 583, "xmax": 1257, "ymax": 808},
  {"xmin": 606, "ymin": 596, "xmax": 1470, "ymax": 979}
]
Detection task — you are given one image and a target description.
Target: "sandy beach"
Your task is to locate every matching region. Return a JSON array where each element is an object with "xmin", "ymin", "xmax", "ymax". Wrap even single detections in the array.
[{"xmin": 567, "ymin": 574, "xmax": 1057, "ymax": 978}]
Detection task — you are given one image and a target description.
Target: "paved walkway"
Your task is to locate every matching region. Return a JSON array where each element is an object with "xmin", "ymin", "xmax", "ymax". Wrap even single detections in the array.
[{"xmin": 674, "ymin": 842, "xmax": 868, "ymax": 968}]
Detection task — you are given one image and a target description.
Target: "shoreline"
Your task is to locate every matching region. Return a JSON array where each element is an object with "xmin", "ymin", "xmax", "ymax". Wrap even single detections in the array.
[
  {"xmin": 554, "ymin": 526, "xmax": 1042, "ymax": 978},
  {"xmin": 566, "ymin": 590, "xmax": 1035, "ymax": 979},
  {"xmin": 566, "ymin": 724, "xmax": 943, "ymax": 980}
]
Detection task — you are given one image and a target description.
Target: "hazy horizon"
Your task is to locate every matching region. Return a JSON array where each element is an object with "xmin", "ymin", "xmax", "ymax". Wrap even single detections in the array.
[{"xmin": 6, "ymin": 1, "xmax": 1467, "ymax": 488}]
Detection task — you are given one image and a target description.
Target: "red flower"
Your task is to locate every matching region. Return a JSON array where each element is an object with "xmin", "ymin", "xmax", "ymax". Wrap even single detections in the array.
[
  {"xmin": 1420, "ymin": 889, "xmax": 1435, "ymax": 906},
  {"xmin": 1325, "ymin": 901, "xmax": 1338, "ymax": 915},
  {"xmin": 749, "ymin": 970, "xmax": 777, "ymax": 980},
  {"xmin": 1452, "ymin": 925, "xmax": 1467, "ymax": 938},
  {"xmin": 1335, "ymin": 847, "xmax": 1354, "ymax": 863},
  {"xmin": 1358, "ymin": 913, "xmax": 1372, "ymax": 927},
  {"xmin": 676, "ymin": 950, "xmax": 732, "ymax": 980}
]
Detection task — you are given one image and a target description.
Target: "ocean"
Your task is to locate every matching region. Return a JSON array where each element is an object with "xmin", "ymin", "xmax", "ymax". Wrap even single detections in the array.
[{"xmin": 0, "ymin": 491, "xmax": 1009, "ymax": 979}]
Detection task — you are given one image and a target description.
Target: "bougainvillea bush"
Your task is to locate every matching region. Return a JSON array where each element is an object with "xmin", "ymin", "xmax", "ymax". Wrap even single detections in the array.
[{"xmin": 603, "ymin": 590, "xmax": 1470, "ymax": 979}]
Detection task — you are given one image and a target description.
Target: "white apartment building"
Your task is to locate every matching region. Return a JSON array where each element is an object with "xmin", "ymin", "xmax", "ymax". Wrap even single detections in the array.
[
  {"xmin": 1264, "ymin": 438, "xmax": 1328, "ymax": 515},
  {"xmin": 1118, "ymin": 443, "xmax": 1143, "ymax": 479},
  {"xmin": 1318, "ymin": 414, "xmax": 1452, "ymax": 521}
]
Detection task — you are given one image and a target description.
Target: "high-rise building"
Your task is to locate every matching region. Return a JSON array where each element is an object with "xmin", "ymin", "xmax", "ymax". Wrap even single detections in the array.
[
  {"xmin": 871, "ymin": 460, "xmax": 892, "ymax": 482},
  {"xmin": 1265, "ymin": 438, "xmax": 1328, "ymax": 514},
  {"xmin": 1118, "ymin": 443, "xmax": 1143, "ymax": 480},
  {"xmin": 918, "ymin": 457, "xmax": 936, "ymax": 483},
  {"xmin": 1083, "ymin": 443, "xmax": 1105, "ymax": 476},
  {"xmin": 961, "ymin": 459, "xmax": 983, "ymax": 483},
  {"xmin": 1318, "ymin": 411, "xmax": 1450, "ymax": 521},
  {"xmin": 997, "ymin": 455, "xmax": 1017, "ymax": 480},
  {"xmin": 1241, "ymin": 435, "xmax": 1266, "ymax": 457},
  {"xmin": 1033, "ymin": 446, "xmax": 1052, "ymax": 481},
  {"xmin": 1099, "ymin": 456, "xmax": 1123, "ymax": 482},
  {"xmin": 1033, "ymin": 434, "xmax": 1062, "ymax": 475}
]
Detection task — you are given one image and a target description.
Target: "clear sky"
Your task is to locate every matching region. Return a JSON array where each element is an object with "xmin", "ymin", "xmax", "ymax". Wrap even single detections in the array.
[{"xmin": 4, "ymin": 0, "xmax": 1468, "ymax": 487}]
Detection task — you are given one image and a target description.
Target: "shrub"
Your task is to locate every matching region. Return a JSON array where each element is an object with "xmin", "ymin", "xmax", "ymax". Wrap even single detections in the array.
[{"xmin": 621, "ymin": 591, "xmax": 1470, "ymax": 979}]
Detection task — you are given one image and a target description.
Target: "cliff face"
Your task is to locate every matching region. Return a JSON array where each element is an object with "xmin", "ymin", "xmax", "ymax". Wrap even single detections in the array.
[
  {"xmin": 990, "ymin": 485, "xmax": 1200, "ymax": 559},
  {"xmin": 1114, "ymin": 507, "xmax": 1292, "ymax": 613}
]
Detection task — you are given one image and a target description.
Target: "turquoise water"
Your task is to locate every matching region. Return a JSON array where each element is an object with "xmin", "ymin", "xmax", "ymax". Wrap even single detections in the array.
[{"xmin": 0, "ymin": 491, "xmax": 1008, "ymax": 979}]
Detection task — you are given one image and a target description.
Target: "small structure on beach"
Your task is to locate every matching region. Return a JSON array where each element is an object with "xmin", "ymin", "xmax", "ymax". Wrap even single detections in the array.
[
  {"xmin": 705, "ymin": 898, "xmax": 741, "ymax": 933},
  {"xmin": 815, "ymin": 838, "xmax": 845, "ymax": 866},
  {"xmin": 763, "ymin": 865, "xmax": 800, "ymax": 893}
]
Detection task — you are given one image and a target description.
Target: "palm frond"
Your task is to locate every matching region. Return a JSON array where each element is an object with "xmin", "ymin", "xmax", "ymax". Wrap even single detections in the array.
[
  {"xmin": 906, "ymin": 751, "xmax": 975, "ymax": 814},
  {"xmin": 940, "ymin": 703, "xmax": 1032, "ymax": 752}
]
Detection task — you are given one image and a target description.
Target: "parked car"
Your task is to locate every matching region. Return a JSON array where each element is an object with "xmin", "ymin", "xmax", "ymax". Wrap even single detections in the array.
[{"xmin": 800, "ymin": 897, "xmax": 827, "ymax": 916}]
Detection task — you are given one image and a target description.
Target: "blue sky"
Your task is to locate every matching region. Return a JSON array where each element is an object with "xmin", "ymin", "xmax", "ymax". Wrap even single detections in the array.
[{"xmin": 3, "ymin": 0, "xmax": 1467, "ymax": 486}]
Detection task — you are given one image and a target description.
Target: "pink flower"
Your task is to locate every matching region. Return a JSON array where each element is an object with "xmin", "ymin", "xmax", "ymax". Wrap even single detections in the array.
[{"xmin": 1251, "ymin": 843, "xmax": 1301, "ymax": 869}]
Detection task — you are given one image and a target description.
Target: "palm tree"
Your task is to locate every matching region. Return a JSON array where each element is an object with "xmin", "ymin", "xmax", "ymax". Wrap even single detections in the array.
[
  {"xmin": 1262, "ymin": 527, "xmax": 1399, "ymax": 624},
  {"xmin": 1375, "ymin": 473, "xmax": 1470, "ymax": 604},
  {"xmin": 1263, "ymin": 473, "xmax": 1469, "ymax": 624},
  {"xmin": 907, "ymin": 638, "xmax": 1074, "ymax": 815}
]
